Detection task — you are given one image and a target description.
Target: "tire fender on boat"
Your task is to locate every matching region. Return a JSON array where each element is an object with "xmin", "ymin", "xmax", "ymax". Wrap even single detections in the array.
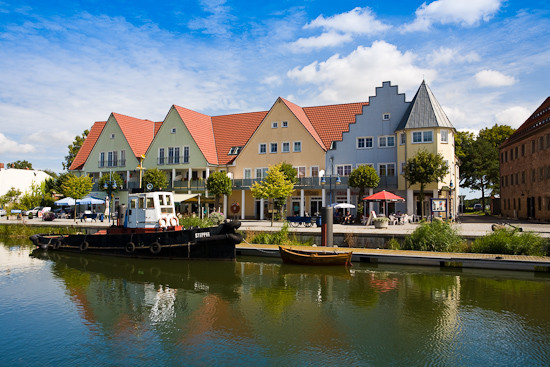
[
  {"xmin": 125, "ymin": 242, "xmax": 136, "ymax": 253},
  {"xmin": 150, "ymin": 241, "xmax": 162, "ymax": 254},
  {"xmin": 53, "ymin": 239, "xmax": 63, "ymax": 250},
  {"xmin": 158, "ymin": 216, "xmax": 168, "ymax": 228},
  {"xmin": 169, "ymin": 215, "xmax": 179, "ymax": 227},
  {"xmin": 80, "ymin": 241, "xmax": 89, "ymax": 251}
]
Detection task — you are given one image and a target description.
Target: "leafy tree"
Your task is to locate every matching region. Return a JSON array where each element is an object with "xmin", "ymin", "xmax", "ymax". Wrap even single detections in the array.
[
  {"xmin": 278, "ymin": 162, "xmax": 298, "ymax": 184},
  {"xmin": 206, "ymin": 171, "xmax": 232, "ymax": 210},
  {"xmin": 19, "ymin": 182, "xmax": 45, "ymax": 210},
  {"xmin": 8, "ymin": 160, "xmax": 33, "ymax": 169},
  {"xmin": 61, "ymin": 174, "xmax": 93, "ymax": 220},
  {"xmin": 98, "ymin": 172, "xmax": 124, "ymax": 193},
  {"xmin": 349, "ymin": 165, "xmax": 380, "ymax": 202},
  {"xmin": 63, "ymin": 129, "xmax": 89, "ymax": 171},
  {"xmin": 456, "ymin": 124, "xmax": 515, "ymax": 211},
  {"xmin": 251, "ymin": 163, "xmax": 294, "ymax": 226},
  {"xmin": 143, "ymin": 168, "xmax": 168, "ymax": 191},
  {"xmin": 403, "ymin": 149, "xmax": 449, "ymax": 218},
  {"xmin": 0, "ymin": 187, "xmax": 22, "ymax": 208}
]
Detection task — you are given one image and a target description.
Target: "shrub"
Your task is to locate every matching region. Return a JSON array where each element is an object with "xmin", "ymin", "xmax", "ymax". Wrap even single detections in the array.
[
  {"xmin": 386, "ymin": 237, "xmax": 402, "ymax": 250},
  {"xmin": 209, "ymin": 211, "xmax": 225, "ymax": 225},
  {"xmin": 179, "ymin": 216, "xmax": 214, "ymax": 228},
  {"xmin": 471, "ymin": 229, "xmax": 548, "ymax": 256},
  {"xmin": 404, "ymin": 220, "xmax": 463, "ymax": 252}
]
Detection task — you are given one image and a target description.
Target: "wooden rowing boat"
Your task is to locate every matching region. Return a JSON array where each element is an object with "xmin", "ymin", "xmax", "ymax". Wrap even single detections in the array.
[{"xmin": 278, "ymin": 246, "xmax": 352, "ymax": 266}]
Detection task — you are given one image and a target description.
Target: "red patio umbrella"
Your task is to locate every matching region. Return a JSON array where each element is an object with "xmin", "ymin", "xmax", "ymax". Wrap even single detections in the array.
[{"xmin": 363, "ymin": 190, "xmax": 405, "ymax": 216}]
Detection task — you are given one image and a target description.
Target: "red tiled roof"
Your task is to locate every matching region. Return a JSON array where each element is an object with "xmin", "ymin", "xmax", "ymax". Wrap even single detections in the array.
[
  {"xmin": 212, "ymin": 111, "xmax": 268, "ymax": 165},
  {"xmin": 173, "ymin": 105, "xmax": 218, "ymax": 165},
  {"xmin": 69, "ymin": 121, "xmax": 106, "ymax": 171},
  {"xmin": 113, "ymin": 113, "xmax": 157, "ymax": 158},
  {"xmin": 280, "ymin": 98, "xmax": 326, "ymax": 150},
  {"xmin": 304, "ymin": 102, "xmax": 368, "ymax": 150}
]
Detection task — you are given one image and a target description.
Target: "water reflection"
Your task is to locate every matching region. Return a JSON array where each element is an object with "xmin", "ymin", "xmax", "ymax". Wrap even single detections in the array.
[{"xmin": 2, "ymin": 244, "xmax": 547, "ymax": 366}]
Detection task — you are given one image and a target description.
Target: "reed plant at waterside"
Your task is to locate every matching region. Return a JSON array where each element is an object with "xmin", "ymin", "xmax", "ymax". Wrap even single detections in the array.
[
  {"xmin": 0, "ymin": 224, "xmax": 81, "ymax": 238},
  {"xmin": 403, "ymin": 220, "xmax": 464, "ymax": 252},
  {"xmin": 471, "ymin": 228, "xmax": 549, "ymax": 256}
]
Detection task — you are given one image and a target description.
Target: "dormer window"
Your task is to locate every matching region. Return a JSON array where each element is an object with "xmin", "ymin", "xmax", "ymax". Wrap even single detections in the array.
[{"xmin": 228, "ymin": 146, "xmax": 242, "ymax": 155}]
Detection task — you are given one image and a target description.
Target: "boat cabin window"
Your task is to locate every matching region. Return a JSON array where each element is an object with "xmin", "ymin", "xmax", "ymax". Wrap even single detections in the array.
[
  {"xmin": 130, "ymin": 198, "xmax": 138, "ymax": 209},
  {"xmin": 161, "ymin": 207, "xmax": 174, "ymax": 214},
  {"xmin": 166, "ymin": 195, "xmax": 172, "ymax": 205},
  {"xmin": 159, "ymin": 195, "xmax": 165, "ymax": 205},
  {"xmin": 146, "ymin": 197, "xmax": 155, "ymax": 208},
  {"xmin": 139, "ymin": 197, "xmax": 144, "ymax": 209}
]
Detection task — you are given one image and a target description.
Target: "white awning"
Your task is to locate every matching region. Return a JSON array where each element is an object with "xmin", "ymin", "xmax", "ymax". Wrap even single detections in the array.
[{"xmin": 173, "ymin": 193, "xmax": 198, "ymax": 202}]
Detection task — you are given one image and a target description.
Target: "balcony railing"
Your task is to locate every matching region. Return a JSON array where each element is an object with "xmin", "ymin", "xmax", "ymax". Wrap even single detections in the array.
[
  {"xmin": 157, "ymin": 156, "xmax": 189, "ymax": 165},
  {"xmin": 98, "ymin": 159, "xmax": 126, "ymax": 168}
]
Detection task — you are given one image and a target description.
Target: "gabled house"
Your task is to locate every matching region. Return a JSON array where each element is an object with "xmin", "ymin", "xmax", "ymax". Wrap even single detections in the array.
[
  {"xmin": 71, "ymin": 113, "xmax": 160, "ymax": 208},
  {"xmin": 228, "ymin": 97, "xmax": 367, "ymax": 219},
  {"xmin": 328, "ymin": 81, "xmax": 458, "ymax": 217}
]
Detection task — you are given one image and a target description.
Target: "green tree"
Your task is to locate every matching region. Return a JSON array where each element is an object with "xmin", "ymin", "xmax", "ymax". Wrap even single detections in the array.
[
  {"xmin": 278, "ymin": 162, "xmax": 298, "ymax": 184},
  {"xmin": 206, "ymin": 171, "xmax": 232, "ymax": 210},
  {"xmin": 251, "ymin": 163, "xmax": 295, "ymax": 226},
  {"xmin": 98, "ymin": 172, "xmax": 124, "ymax": 193},
  {"xmin": 63, "ymin": 129, "xmax": 89, "ymax": 171},
  {"xmin": 61, "ymin": 174, "xmax": 93, "ymax": 220},
  {"xmin": 456, "ymin": 124, "xmax": 515, "ymax": 211},
  {"xmin": 8, "ymin": 160, "xmax": 33, "ymax": 169},
  {"xmin": 349, "ymin": 165, "xmax": 380, "ymax": 215},
  {"xmin": 403, "ymin": 149, "xmax": 449, "ymax": 218},
  {"xmin": 0, "ymin": 187, "xmax": 22, "ymax": 208},
  {"xmin": 143, "ymin": 168, "xmax": 168, "ymax": 191},
  {"xmin": 19, "ymin": 182, "xmax": 45, "ymax": 210}
]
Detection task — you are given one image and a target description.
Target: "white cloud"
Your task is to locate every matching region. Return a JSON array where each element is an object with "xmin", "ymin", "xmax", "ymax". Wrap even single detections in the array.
[
  {"xmin": 0, "ymin": 133, "xmax": 35, "ymax": 154},
  {"xmin": 289, "ymin": 31, "xmax": 353, "ymax": 51},
  {"xmin": 475, "ymin": 69, "xmax": 517, "ymax": 87},
  {"xmin": 304, "ymin": 7, "xmax": 391, "ymax": 35},
  {"xmin": 428, "ymin": 47, "xmax": 480, "ymax": 65},
  {"xmin": 401, "ymin": 0, "xmax": 502, "ymax": 32},
  {"xmin": 188, "ymin": 0, "xmax": 235, "ymax": 36},
  {"xmin": 495, "ymin": 106, "xmax": 531, "ymax": 128},
  {"xmin": 287, "ymin": 41, "xmax": 435, "ymax": 104}
]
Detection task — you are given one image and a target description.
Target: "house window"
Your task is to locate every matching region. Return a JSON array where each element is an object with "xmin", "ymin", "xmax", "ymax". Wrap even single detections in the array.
[
  {"xmin": 107, "ymin": 151, "xmax": 114, "ymax": 167},
  {"xmin": 282, "ymin": 121, "xmax": 288, "ymax": 128},
  {"xmin": 383, "ymin": 113, "xmax": 390, "ymax": 120},
  {"xmin": 379, "ymin": 135, "xmax": 395, "ymax": 147},
  {"xmin": 110, "ymin": 133, "xmax": 115, "ymax": 139},
  {"xmin": 357, "ymin": 137, "xmax": 373, "ymax": 149},
  {"xmin": 259, "ymin": 143, "xmax": 267, "ymax": 154},
  {"xmin": 311, "ymin": 166, "xmax": 319, "ymax": 178},
  {"xmin": 120, "ymin": 150, "xmax": 126, "ymax": 167},
  {"xmin": 282, "ymin": 142, "xmax": 290, "ymax": 153},
  {"xmin": 171, "ymin": 128, "xmax": 176, "ymax": 134},
  {"xmin": 441, "ymin": 130, "xmax": 448, "ymax": 143},
  {"xmin": 294, "ymin": 166, "xmax": 306, "ymax": 178},
  {"xmin": 270, "ymin": 143, "xmax": 278, "ymax": 153},
  {"xmin": 255, "ymin": 168, "xmax": 267, "ymax": 179},
  {"xmin": 400, "ymin": 162, "xmax": 406, "ymax": 174},
  {"xmin": 293, "ymin": 141, "xmax": 302, "ymax": 152},
  {"xmin": 413, "ymin": 131, "xmax": 433, "ymax": 143},
  {"xmin": 379, "ymin": 163, "xmax": 396, "ymax": 176},
  {"xmin": 272, "ymin": 122, "xmax": 278, "ymax": 128},
  {"xmin": 99, "ymin": 152, "xmax": 105, "ymax": 167},
  {"xmin": 244, "ymin": 168, "xmax": 251, "ymax": 179},
  {"xmin": 400, "ymin": 133, "xmax": 406, "ymax": 145},
  {"xmin": 183, "ymin": 146, "xmax": 189, "ymax": 163},
  {"xmin": 336, "ymin": 164, "xmax": 352, "ymax": 176},
  {"xmin": 158, "ymin": 148, "xmax": 165, "ymax": 165}
]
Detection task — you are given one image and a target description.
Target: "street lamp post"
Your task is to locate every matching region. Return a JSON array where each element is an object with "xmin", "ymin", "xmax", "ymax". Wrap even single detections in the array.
[
  {"xmin": 104, "ymin": 170, "xmax": 117, "ymax": 225},
  {"xmin": 320, "ymin": 157, "xmax": 341, "ymax": 206},
  {"xmin": 449, "ymin": 180, "xmax": 454, "ymax": 221}
]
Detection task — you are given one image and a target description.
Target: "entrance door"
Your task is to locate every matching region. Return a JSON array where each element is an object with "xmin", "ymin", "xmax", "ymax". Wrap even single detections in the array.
[{"xmin": 527, "ymin": 197, "xmax": 535, "ymax": 218}]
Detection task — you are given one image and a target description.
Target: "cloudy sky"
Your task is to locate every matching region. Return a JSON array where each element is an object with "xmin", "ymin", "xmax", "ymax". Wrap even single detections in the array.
[{"xmin": 1, "ymin": 0, "xmax": 549, "ymax": 174}]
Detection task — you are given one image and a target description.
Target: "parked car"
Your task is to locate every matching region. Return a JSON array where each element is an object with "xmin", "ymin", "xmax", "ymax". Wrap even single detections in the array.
[
  {"xmin": 0, "ymin": 208, "xmax": 7, "ymax": 217},
  {"xmin": 24, "ymin": 207, "xmax": 43, "ymax": 216},
  {"xmin": 473, "ymin": 204, "xmax": 482, "ymax": 211}
]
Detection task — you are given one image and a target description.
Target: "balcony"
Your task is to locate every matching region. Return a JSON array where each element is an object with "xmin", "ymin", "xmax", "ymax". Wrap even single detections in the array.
[
  {"xmin": 157, "ymin": 156, "xmax": 189, "ymax": 165},
  {"xmin": 230, "ymin": 175, "xmax": 397, "ymax": 190},
  {"xmin": 98, "ymin": 159, "xmax": 126, "ymax": 168}
]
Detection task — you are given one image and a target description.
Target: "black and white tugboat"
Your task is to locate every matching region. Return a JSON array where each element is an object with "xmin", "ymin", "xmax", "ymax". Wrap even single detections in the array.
[{"xmin": 30, "ymin": 191, "xmax": 242, "ymax": 260}]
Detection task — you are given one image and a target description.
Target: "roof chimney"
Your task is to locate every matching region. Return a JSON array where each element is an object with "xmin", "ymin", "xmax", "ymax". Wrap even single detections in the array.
[{"xmin": 0, "ymin": 163, "xmax": 4, "ymax": 171}]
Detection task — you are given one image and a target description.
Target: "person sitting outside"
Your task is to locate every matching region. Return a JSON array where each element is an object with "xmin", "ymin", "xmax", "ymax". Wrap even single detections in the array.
[{"xmin": 343, "ymin": 212, "xmax": 352, "ymax": 225}]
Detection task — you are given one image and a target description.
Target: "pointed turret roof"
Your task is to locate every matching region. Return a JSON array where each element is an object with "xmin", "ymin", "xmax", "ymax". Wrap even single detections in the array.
[{"xmin": 396, "ymin": 81, "xmax": 454, "ymax": 131}]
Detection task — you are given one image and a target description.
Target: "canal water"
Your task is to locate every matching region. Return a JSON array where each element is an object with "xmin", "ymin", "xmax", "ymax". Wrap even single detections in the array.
[{"xmin": 2, "ymin": 240, "xmax": 550, "ymax": 367}]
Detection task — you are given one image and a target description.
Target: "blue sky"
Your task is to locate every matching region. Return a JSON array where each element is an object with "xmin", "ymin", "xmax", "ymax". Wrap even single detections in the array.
[{"xmin": 1, "ymin": 0, "xmax": 549, "ymax": 191}]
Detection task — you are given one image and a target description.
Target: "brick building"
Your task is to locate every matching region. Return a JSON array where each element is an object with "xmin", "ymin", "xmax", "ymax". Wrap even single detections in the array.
[{"xmin": 500, "ymin": 97, "xmax": 550, "ymax": 221}]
